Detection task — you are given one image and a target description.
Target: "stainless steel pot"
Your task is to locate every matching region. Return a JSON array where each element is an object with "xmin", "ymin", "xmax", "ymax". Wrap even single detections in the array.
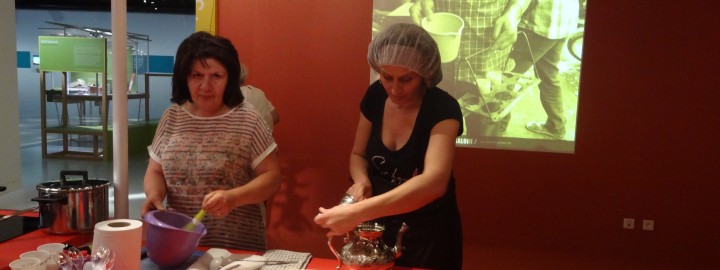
[{"xmin": 32, "ymin": 170, "xmax": 110, "ymax": 234}]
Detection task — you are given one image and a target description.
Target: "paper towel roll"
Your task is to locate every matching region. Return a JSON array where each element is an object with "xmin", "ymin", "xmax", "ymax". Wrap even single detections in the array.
[{"xmin": 92, "ymin": 219, "xmax": 143, "ymax": 270}]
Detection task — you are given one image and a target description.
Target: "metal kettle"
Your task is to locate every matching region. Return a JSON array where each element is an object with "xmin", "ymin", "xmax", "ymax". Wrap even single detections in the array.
[{"xmin": 328, "ymin": 222, "xmax": 409, "ymax": 270}]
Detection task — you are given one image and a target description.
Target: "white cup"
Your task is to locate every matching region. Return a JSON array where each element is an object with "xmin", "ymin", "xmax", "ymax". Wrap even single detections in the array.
[
  {"xmin": 9, "ymin": 258, "xmax": 42, "ymax": 270},
  {"xmin": 20, "ymin": 251, "xmax": 49, "ymax": 270},
  {"xmin": 37, "ymin": 243, "xmax": 65, "ymax": 254},
  {"xmin": 36, "ymin": 243, "xmax": 65, "ymax": 270},
  {"xmin": 476, "ymin": 78, "xmax": 493, "ymax": 95}
]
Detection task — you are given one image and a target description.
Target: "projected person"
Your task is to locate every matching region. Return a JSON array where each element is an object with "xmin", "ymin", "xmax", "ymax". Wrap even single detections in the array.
[
  {"xmin": 509, "ymin": 0, "xmax": 579, "ymax": 140},
  {"xmin": 410, "ymin": 0, "xmax": 530, "ymax": 136},
  {"xmin": 314, "ymin": 23, "xmax": 464, "ymax": 269}
]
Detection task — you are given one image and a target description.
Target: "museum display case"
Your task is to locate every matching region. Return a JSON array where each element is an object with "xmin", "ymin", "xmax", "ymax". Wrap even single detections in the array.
[{"xmin": 38, "ymin": 22, "xmax": 153, "ymax": 160}]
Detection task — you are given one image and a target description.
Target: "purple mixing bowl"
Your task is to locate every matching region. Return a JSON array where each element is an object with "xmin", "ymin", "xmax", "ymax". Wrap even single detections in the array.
[{"xmin": 144, "ymin": 210, "xmax": 207, "ymax": 267}]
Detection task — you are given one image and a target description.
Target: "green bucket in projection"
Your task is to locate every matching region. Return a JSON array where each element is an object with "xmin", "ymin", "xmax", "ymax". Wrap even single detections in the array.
[{"xmin": 421, "ymin": 12, "xmax": 465, "ymax": 63}]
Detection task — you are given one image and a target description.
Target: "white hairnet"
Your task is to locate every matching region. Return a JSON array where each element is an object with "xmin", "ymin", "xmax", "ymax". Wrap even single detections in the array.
[{"xmin": 368, "ymin": 23, "xmax": 443, "ymax": 88}]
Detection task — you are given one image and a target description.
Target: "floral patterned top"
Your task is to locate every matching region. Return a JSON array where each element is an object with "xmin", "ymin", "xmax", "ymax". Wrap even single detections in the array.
[{"xmin": 148, "ymin": 102, "xmax": 276, "ymax": 251}]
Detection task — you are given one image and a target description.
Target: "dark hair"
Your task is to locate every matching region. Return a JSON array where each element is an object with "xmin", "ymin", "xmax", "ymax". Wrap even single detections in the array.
[{"xmin": 171, "ymin": 31, "xmax": 244, "ymax": 107}]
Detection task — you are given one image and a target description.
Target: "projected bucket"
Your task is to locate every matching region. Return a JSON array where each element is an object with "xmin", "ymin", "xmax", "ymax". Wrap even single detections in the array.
[{"xmin": 421, "ymin": 12, "xmax": 464, "ymax": 63}]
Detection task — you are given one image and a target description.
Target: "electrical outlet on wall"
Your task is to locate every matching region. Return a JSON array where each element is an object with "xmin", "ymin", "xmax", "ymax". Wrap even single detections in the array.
[
  {"xmin": 642, "ymin": 220, "xmax": 654, "ymax": 231},
  {"xmin": 623, "ymin": 218, "xmax": 635, "ymax": 229}
]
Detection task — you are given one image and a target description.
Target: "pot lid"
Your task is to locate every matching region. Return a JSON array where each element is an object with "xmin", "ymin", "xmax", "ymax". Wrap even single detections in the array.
[
  {"xmin": 37, "ymin": 179, "xmax": 110, "ymax": 191},
  {"xmin": 36, "ymin": 170, "xmax": 110, "ymax": 191}
]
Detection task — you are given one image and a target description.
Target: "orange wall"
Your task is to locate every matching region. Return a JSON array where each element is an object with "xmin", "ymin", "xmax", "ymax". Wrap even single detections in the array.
[{"xmin": 218, "ymin": 0, "xmax": 720, "ymax": 267}]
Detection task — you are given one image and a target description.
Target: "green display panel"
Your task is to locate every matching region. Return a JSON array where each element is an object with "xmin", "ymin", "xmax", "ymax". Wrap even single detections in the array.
[{"xmin": 38, "ymin": 36, "xmax": 106, "ymax": 72}]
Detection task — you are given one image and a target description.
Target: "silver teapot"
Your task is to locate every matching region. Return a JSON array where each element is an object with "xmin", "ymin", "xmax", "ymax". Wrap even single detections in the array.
[{"xmin": 328, "ymin": 222, "xmax": 409, "ymax": 270}]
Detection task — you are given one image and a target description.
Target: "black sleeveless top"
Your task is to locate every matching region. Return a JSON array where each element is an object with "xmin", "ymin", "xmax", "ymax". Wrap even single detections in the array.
[{"xmin": 360, "ymin": 80, "xmax": 464, "ymax": 270}]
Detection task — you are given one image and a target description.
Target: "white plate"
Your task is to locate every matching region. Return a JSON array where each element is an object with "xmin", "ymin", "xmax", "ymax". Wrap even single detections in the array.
[{"xmin": 187, "ymin": 248, "xmax": 265, "ymax": 270}]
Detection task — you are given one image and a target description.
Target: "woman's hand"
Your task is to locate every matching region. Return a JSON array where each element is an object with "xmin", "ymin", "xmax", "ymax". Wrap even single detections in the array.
[
  {"xmin": 314, "ymin": 205, "xmax": 364, "ymax": 237},
  {"xmin": 345, "ymin": 182, "xmax": 372, "ymax": 202},
  {"xmin": 142, "ymin": 159, "xmax": 167, "ymax": 217},
  {"xmin": 202, "ymin": 190, "xmax": 232, "ymax": 218},
  {"xmin": 140, "ymin": 197, "xmax": 165, "ymax": 217}
]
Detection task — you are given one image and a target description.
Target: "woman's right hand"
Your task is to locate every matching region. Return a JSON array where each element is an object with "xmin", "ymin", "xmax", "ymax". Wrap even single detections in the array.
[
  {"xmin": 142, "ymin": 159, "xmax": 167, "ymax": 217},
  {"xmin": 140, "ymin": 197, "xmax": 165, "ymax": 217}
]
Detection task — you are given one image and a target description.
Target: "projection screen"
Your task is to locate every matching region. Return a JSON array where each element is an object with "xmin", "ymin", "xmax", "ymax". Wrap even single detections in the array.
[{"xmin": 372, "ymin": 0, "xmax": 586, "ymax": 153}]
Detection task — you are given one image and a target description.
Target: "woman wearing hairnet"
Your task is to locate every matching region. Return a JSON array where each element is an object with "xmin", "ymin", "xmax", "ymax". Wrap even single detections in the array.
[{"xmin": 315, "ymin": 23, "xmax": 464, "ymax": 269}]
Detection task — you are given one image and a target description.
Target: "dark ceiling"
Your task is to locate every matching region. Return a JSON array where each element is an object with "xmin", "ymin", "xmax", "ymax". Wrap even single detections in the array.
[{"xmin": 15, "ymin": 0, "xmax": 195, "ymax": 14}]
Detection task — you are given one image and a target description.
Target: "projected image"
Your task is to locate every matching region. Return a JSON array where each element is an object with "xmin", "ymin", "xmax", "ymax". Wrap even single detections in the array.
[{"xmin": 372, "ymin": 0, "xmax": 586, "ymax": 153}]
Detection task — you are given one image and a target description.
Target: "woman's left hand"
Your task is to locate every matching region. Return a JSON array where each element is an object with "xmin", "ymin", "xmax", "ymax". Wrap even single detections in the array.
[{"xmin": 203, "ymin": 190, "xmax": 232, "ymax": 217}]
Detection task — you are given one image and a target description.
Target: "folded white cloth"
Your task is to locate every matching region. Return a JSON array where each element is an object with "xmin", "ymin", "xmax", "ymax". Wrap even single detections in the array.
[
  {"xmin": 143, "ymin": 248, "xmax": 312, "ymax": 270},
  {"xmin": 260, "ymin": 249, "xmax": 312, "ymax": 270},
  {"xmin": 188, "ymin": 248, "xmax": 267, "ymax": 270}
]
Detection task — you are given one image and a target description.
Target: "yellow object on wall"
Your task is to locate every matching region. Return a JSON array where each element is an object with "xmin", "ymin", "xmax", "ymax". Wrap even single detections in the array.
[{"xmin": 196, "ymin": 0, "xmax": 217, "ymax": 34}]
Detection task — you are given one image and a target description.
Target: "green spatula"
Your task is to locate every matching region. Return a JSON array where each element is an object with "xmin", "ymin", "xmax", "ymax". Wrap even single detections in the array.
[{"xmin": 182, "ymin": 209, "xmax": 206, "ymax": 231}]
